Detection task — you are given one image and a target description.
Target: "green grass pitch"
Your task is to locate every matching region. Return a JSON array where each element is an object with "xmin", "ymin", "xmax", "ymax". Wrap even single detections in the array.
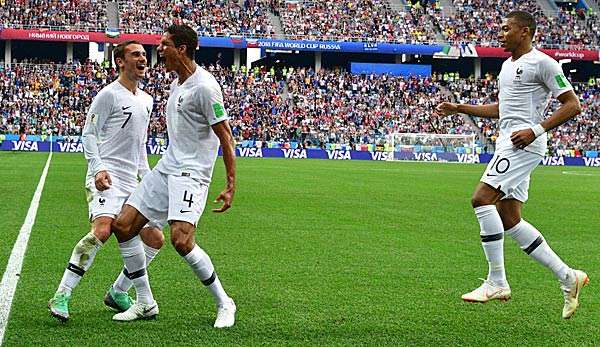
[{"xmin": 1, "ymin": 152, "xmax": 599, "ymax": 346}]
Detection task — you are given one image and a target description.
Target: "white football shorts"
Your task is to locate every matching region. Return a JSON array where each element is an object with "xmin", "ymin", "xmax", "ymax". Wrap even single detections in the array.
[
  {"xmin": 85, "ymin": 178, "xmax": 131, "ymax": 222},
  {"xmin": 480, "ymin": 146, "xmax": 542, "ymax": 202},
  {"xmin": 126, "ymin": 169, "xmax": 208, "ymax": 228}
]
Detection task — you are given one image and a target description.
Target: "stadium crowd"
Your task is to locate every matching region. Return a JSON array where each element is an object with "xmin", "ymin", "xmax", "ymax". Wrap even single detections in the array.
[
  {"xmin": 1, "ymin": 0, "xmax": 598, "ymax": 49},
  {"xmin": 0, "ymin": 0, "xmax": 106, "ymax": 31},
  {"xmin": 277, "ymin": 0, "xmax": 439, "ymax": 43},
  {"xmin": 438, "ymin": 0, "xmax": 600, "ymax": 49},
  {"xmin": 118, "ymin": 0, "xmax": 275, "ymax": 37},
  {"xmin": 1, "ymin": 61, "xmax": 598, "ymax": 155}
]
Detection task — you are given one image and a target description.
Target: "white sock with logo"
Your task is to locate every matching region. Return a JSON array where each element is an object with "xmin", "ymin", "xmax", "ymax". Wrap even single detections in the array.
[{"xmin": 57, "ymin": 232, "xmax": 103, "ymax": 295}]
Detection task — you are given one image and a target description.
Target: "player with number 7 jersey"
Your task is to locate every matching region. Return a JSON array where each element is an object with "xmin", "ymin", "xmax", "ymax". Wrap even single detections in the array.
[{"xmin": 49, "ymin": 41, "xmax": 164, "ymax": 323}]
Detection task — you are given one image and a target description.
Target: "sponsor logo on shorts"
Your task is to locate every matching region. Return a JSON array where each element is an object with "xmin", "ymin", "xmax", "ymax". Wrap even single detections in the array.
[{"xmin": 179, "ymin": 209, "xmax": 191, "ymax": 214}]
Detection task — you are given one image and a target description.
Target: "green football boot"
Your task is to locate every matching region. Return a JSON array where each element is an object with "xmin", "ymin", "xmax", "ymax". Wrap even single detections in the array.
[
  {"xmin": 48, "ymin": 291, "xmax": 71, "ymax": 322},
  {"xmin": 104, "ymin": 286, "xmax": 134, "ymax": 312}
]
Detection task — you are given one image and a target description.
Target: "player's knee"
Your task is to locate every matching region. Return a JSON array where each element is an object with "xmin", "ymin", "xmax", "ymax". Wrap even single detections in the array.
[
  {"xmin": 91, "ymin": 218, "xmax": 112, "ymax": 242},
  {"xmin": 111, "ymin": 217, "xmax": 131, "ymax": 237},
  {"xmin": 471, "ymin": 195, "xmax": 487, "ymax": 208},
  {"xmin": 141, "ymin": 228, "xmax": 164, "ymax": 250},
  {"xmin": 170, "ymin": 236, "xmax": 194, "ymax": 256},
  {"xmin": 92, "ymin": 226, "xmax": 111, "ymax": 243},
  {"xmin": 169, "ymin": 227, "xmax": 194, "ymax": 256}
]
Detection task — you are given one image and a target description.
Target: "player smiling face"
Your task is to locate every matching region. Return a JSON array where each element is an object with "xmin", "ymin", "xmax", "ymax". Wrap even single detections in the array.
[{"xmin": 116, "ymin": 43, "xmax": 147, "ymax": 81}]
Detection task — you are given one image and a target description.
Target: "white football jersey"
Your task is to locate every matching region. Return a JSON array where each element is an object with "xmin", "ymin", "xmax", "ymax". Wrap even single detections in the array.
[
  {"xmin": 497, "ymin": 48, "xmax": 573, "ymax": 155},
  {"xmin": 154, "ymin": 65, "xmax": 229, "ymax": 185},
  {"xmin": 82, "ymin": 80, "xmax": 153, "ymax": 191}
]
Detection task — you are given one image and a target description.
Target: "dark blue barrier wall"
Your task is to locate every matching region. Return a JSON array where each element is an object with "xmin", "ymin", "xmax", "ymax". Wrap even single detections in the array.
[
  {"xmin": 350, "ymin": 62, "xmax": 432, "ymax": 77},
  {"xmin": 3, "ymin": 141, "xmax": 600, "ymax": 168}
]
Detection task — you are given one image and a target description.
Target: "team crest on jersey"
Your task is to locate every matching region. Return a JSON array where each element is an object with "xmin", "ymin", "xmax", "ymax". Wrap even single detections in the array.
[
  {"xmin": 514, "ymin": 67, "xmax": 523, "ymax": 82},
  {"xmin": 177, "ymin": 95, "xmax": 184, "ymax": 111}
]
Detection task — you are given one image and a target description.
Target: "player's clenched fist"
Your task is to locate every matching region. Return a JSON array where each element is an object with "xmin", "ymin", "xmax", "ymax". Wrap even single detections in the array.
[{"xmin": 95, "ymin": 170, "xmax": 112, "ymax": 191}]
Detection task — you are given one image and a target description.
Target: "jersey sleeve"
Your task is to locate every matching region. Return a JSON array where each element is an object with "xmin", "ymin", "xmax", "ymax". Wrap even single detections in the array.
[
  {"xmin": 137, "ymin": 131, "xmax": 151, "ymax": 179},
  {"xmin": 137, "ymin": 99, "xmax": 152, "ymax": 179},
  {"xmin": 199, "ymin": 81, "xmax": 229, "ymax": 126},
  {"xmin": 539, "ymin": 57, "xmax": 573, "ymax": 98},
  {"xmin": 82, "ymin": 90, "xmax": 113, "ymax": 176}
]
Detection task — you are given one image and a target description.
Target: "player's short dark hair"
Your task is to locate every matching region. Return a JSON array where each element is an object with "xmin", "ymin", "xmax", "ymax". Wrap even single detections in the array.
[
  {"xmin": 506, "ymin": 11, "xmax": 536, "ymax": 37},
  {"xmin": 113, "ymin": 40, "xmax": 140, "ymax": 71},
  {"xmin": 165, "ymin": 24, "xmax": 198, "ymax": 60}
]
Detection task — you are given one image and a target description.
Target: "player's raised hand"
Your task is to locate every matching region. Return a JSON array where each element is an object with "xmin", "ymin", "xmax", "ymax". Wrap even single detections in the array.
[
  {"xmin": 212, "ymin": 186, "xmax": 235, "ymax": 213},
  {"xmin": 95, "ymin": 170, "xmax": 112, "ymax": 191},
  {"xmin": 435, "ymin": 102, "xmax": 459, "ymax": 116},
  {"xmin": 510, "ymin": 129, "xmax": 536, "ymax": 150}
]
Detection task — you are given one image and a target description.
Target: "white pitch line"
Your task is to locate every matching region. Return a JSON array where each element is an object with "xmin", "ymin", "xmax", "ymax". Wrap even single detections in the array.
[
  {"xmin": 0, "ymin": 151, "xmax": 53, "ymax": 346},
  {"xmin": 561, "ymin": 171, "xmax": 599, "ymax": 176}
]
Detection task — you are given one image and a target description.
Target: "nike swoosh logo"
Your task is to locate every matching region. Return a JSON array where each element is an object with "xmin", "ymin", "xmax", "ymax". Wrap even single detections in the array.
[
  {"xmin": 143, "ymin": 305, "xmax": 157, "ymax": 314},
  {"xmin": 122, "ymin": 106, "xmax": 132, "ymax": 110},
  {"xmin": 180, "ymin": 210, "xmax": 191, "ymax": 213},
  {"xmin": 486, "ymin": 173, "xmax": 497, "ymax": 177}
]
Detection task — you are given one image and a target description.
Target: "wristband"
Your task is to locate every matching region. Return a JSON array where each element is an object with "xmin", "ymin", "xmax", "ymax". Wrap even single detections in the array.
[{"xmin": 531, "ymin": 124, "xmax": 545, "ymax": 138}]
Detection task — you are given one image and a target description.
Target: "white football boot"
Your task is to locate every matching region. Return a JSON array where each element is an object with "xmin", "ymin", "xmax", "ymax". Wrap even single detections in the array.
[
  {"xmin": 462, "ymin": 279, "xmax": 511, "ymax": 303},
  {"xmin": 214, "ymin": 298, "xmax": 236, "ymax": 328},
  {"xmin": 561, "ymin": 269, "xmax": 589, "ymax": 319},
  {"xmin": 112, "ymin": 301, "xmax": 159, "ymax": 321}
]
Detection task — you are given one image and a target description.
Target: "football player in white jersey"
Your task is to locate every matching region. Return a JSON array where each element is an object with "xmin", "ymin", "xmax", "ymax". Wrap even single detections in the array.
[
  {"xmin": 49, "ymin": 41, "xmax": 165, "ymax": 322},
  {"xmin": 436, "ymin": 11, "xmax": 588, "ymax": 319},
  {"xmin": 110, "ymin": 25, "xmax": 237, "ymax": 328}
]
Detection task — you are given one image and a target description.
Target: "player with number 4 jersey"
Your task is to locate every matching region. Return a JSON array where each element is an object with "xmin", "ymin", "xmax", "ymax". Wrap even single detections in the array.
[
  {"xmin": 436, "ymin": 11, "xmax": 588, "ymax": 319},
  {"xmin": 111, "ymin": 25, "xmax": 237, "ymax": 328}
]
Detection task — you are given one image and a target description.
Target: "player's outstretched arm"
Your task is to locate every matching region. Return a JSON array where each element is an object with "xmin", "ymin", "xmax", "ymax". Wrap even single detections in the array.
[
  {"xmin": 436, "ymin": 102, "xmax": 499, "ymax": 119},
  {"xmin": 211, "ymin": 120, "xmax": 236, "ymax": 213},
  {"xmin": 510, "ymin": 90, "xmax": 581, "ymax": 149}
]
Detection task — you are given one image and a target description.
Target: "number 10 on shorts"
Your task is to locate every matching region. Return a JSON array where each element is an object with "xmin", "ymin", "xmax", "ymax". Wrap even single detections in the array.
[{"xmin": 486, "ymin": 155, "xmax": 511, "ymax": 177}]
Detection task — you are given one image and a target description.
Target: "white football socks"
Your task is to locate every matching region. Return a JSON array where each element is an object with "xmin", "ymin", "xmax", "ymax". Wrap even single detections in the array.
[
  {"xmin": 474, "ymin": 205, "xmax": 508, "ymax": 287},
  {"xmin": 118, "ymin": 236, "xmax": 154, "ymax": 305},
  {"xmin": 184, "ymin": 245, "xmax": 229, "ymax": 306},
  {"xmin": 113, "ymin": 244, "xmax": 160, "ymax": 293},
  {"xmin": 505, "ymin": 219, "xmax": 572, "ymax": 282},
  {"xmin": 57, "ymin": 232, "xmax": 103, "ymax": 295}
]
